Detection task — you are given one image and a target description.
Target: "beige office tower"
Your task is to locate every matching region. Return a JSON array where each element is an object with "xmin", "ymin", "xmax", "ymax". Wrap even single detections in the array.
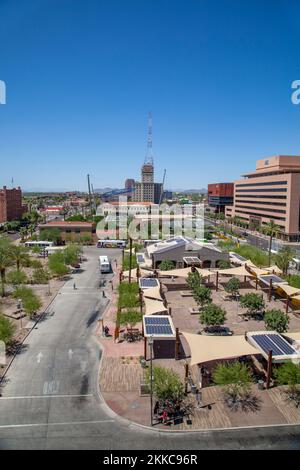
[{"xmin": 225, "ymin": 155, "xmax": 300, "ymax": 242}]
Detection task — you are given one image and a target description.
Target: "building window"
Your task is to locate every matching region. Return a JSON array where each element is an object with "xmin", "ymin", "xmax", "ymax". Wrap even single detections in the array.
[{"xmin": 236, "ymin": 181, "xmax": 287, "ymax": 187}]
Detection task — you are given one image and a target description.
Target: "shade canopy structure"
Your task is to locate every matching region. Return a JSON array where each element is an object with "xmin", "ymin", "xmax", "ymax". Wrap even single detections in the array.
[
  {"xmin": 144, "ymin": 298, "xmax": 168, "ymax": 315},
  {"xmin": 217, "ymin": 265, "xmax": 255, "ymax": 277},
  {"xmin": 182, "ymin": 332, "xmax": 258, "ymax": 365},
  {"xmin": 122, "ymin": 268, "xmax": 154, "ymax": 279},
  {"xmin": 143, "ymin": 315, "xmax": 176, "ymax": 338},
  {"xmin": 247, "ymin": 331, "xmax": 300, "ymax": 363},
  {"xmin": 244, "ymin": 259, "xmax": 257, "ymax": 268},
  {"xmin": 265, "ymin": 265, "xmax": 283, "ymax": 275},
  {"xmin": 285, "ymin": 332, "xmax": 300, "ymax": 341},
  {"xmin": 158, "ymin": 267, "xmax": 211, "ymax": 278},
  {"xmin": 258, "ymin": 274, "xmax": 287, "ymax": 288},
  {"xmin": 276, "ymin": 284, "xmax": 300, "ymax": 297},
  {"xmin": 291, "ymin": 295, "xmax": 300, "ymax": 304},
  {"xmin": 143, "ymin": 285, "xmax": 163, "ymax": 301},
  {"xmin": 247, "ymin": 266, "xmax": 269, "ymax": 277}
]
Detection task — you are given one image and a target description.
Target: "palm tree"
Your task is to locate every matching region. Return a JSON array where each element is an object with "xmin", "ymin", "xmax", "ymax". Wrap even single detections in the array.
[
  {"xmin": 10, "ymin": 245, "xmax": 30, "ymax": 271},
  {"xmin": 19, "ymin": 227, "xmax": 28, "ymax": 242},
  {"xmin": 276, "ymin": 246, "xmax": 296, "ymax": 276},
  {"xmin": 28, "ymin": 224, "xmax": 36, "ymax": 237},
  {"xmin": 264, "ymin": 219, "xmax": 280, "ymax": 267}
]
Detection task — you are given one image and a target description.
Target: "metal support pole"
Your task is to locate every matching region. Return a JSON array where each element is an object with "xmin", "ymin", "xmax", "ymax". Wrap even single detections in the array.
[
  {"xmin": 184, "ymin": 363, "xmax": 189, "ymax": 395},
  {"xmin": 129, "ymin": 238, "xmax": 132, "ymax": 284},
  {"xmin": 144, "ymin": 336, "xmax": 147, "ymax": 360},
  {"xmin": 216, "ymin": 271, "xmax": 219, "ymax": 291},
  {"xmin": 175, "ymin": 328, "xmax": 180, "ymax": 360},
  {"xmin": 150, "ymin": 340, "xmax": 153, "ymax": 426},
  {"xmin": 286, "ymin": 296, "xmax": 289, "ymax": 314},
  {"xmin": 268, "ymin": 278, "xmax": 273, "ymax": 302},
  {"xmin": 266, "ymin": 350, "xmax": 273, "ymax": 389}
]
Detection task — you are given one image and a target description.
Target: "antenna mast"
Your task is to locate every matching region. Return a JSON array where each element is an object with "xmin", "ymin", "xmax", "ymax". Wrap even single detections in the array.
[{"xmin": 144, "ymin": 111, "xmax": 154, "ymax": 165}]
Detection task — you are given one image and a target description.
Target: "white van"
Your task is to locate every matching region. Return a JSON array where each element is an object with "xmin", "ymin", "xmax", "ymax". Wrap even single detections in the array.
[{"xmin": 99, "ymin": 256, "xmax": 111, "ymax": 273}]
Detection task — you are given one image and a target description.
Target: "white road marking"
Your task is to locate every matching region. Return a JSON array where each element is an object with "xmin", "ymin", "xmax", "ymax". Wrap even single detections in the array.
[
  {"xmin": 0, "ymin": 419, "xmax": 115, "ymax": 429},
  {"xmin": 68, "ymin": 349, "xmax": 74, "ymax": 360},
  {"xmin": 0, "ymin": 394, "xmax": 94, "ymax": 400},
  {"xmin": 43, "ymin": 380, "xmax": 60, "ymax": 395},
  {"xmin": 36, "ymin": 352, "xmax": 43, "ymax": 363}
]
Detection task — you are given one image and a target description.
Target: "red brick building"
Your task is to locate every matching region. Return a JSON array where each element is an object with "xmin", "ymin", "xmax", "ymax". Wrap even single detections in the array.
[
  {"xmin": 207, "ymin": 182, "xmax": 234, "ymax": 212},
  {"xmin": 0, "ymin": 186, "xmax": 27, "ymax": 224}
]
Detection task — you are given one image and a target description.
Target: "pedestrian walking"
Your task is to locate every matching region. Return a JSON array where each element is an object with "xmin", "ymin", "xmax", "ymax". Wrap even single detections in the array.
[
  {"xmin": 154, "ymin": 401, "xmax": 159, "ymax": 417},
  {"xmin": 73, "ymin": 282, "xmax": 76, "ymax": 290},
  {"xmin": 102, "ymin": 290, "xmax": 106, "ymax": 298}
]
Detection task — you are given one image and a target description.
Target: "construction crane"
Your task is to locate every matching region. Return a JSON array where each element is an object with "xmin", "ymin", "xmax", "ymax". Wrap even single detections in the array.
[{"xmin": 159, "ymin": 169, "xmax": 166, "ymax": 205}]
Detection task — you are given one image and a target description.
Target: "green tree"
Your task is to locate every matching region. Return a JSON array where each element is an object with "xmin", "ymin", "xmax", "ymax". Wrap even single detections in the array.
[
  {"xmin": 145, "ymin": 366, "xmax": 184, "ymax": 402},
  {"xmin": 274, "ymin": 362, "xmax": 300, "ymax": 406},
  {"xmin": 22, "ymin": 295, "xmax": 42, "ymax": 317},
  {"xmin": 264, "ymin": 309, "xmax": 289, "ymax": 333},
  {"xmin": 240, "ymin": 293, "xmax": 265, "ymax": 315},
  {"xmin": 19, "ymin": 227, "xmax": 28, "ymax": 242},
  {"xmin": 224, "ymin": 277, "xmax": 240, "ymax": 297},
  {"xmin": 7, "ymin": 269, "xmax": 28, "ymax": 286},
  {"xmin": 187, "ymin": 271, "xmax": 201, "ymax": 291},
  {"xmin": 276, "ymin": 246, "xmax": 296, "ymax": 276},
  {"xmin": 0, "ymin": 314, "xmax": 16, "ymax": 345},
  {"xmin": 39, "ymin": 228, "xmax": 62, "ymax": 244},
  {"xmin": 213, "ymin": 362, "xmax": 253, "ymax": 406},
  {"xmin": 217, "ymin": 260, "xmax": 231, "ymax": 269},
  {"xmin": 264, "ymin": 219, "xmax": 280, "ymax": 267},
  {"xmin": 199, "ymin": 303, "xmax": 226, "ymax": 329},
  {"xmin": 158, "ymin": 260, "xmax": 175, "ymax": 271},
  {"xmin": 48, "ymin": 258, "xmax": 69, "ymax": 277},
  {"xmin": 0, "ymin": 237, "xmax": 13, "ymax": 296},
  {"xmin": 193, "ymin": 285, "xmax": 212, "ymax": 309}
]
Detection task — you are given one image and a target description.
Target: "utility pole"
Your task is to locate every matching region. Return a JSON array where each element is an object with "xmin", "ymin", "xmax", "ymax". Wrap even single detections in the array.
[
  {"xmin": 87, "ymin": 174, "xmax": 92, "ymax": 215},
  {"xmin": 129, "ymin": 237, "xmax": 133, "ymax": 284}
]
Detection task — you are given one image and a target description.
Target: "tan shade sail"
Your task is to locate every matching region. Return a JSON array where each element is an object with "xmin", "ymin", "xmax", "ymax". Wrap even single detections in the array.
[
  {"xmin": 286, "ymin": 332, "xmax": 300, "ymax": 341},
  {"xmin": 291, "ymin": 295, "xmax": 300, "ymax": 303},
  {"xmin": 158, "ymin": 267, "xmax": 211, "ymax": 278},
  {"xmin": 244, "ymin": 259, "xmax": 257, "ymax": 268},
  {"xmin": 144, "ymin": 297, "xmax": 167, "ymax": 315},
  {"xmin": 277, "ymin": 284, "xmax": 300, "ymax": 297},
  {"xmin": 217, "ymin": 265, "xmax": 255, "ymax": 277},
  {"xmin": 248, "ymin": 266, "xmax": 269, "ymax": 277},
  {"xmin": 265, "ymin": 265, "xmax": 282, "ymax": 275},
  {"xmin": 143, "ymin": 286, "xmax": 163, "ymax": 301},
  {"xmin": 182, "ymin": 332, "xmax": 258, "ymax": 365},
  {"xmin": 122, "ymin": 268, "xmax": 154, "ymax": 279}
]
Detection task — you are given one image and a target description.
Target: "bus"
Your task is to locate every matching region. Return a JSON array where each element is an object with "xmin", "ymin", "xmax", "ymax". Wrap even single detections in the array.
[
  {"xmin": 25, "ymin": 240, "xmax": 54, "ymax": 249},
  {"xmin": 97, "ymin": 239, "xmax": 126, "ymax": 249},
  {"xmin": 99, "ymin": 256, "xmax": 111, "ymax": 273}
]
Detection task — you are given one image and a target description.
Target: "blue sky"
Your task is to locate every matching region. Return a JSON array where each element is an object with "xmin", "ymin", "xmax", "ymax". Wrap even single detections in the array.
[{"xmin": 1, "ymin": 0, "xmax": 300, "ymax": 191}]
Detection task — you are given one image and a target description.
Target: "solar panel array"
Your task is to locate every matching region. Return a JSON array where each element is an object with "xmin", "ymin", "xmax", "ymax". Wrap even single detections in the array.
[
  {"xmin": 140, "ymin": 278, "xmax": 159, "ymax": 288},
  {"xmin": 252, "ymin": 333, "xmax": 297, "ymax": 357},
  {"xmin": 137, "ymin": 254, "xmax": 145, "ymax": 263},
  {"xmin": 184, "ymin": 256, "xmax": 201, "ymax": 264},
  {"xmin": 260, "ymin": 275, "xmax": 285, "ymax": 285},
  {"xmin": 144, "ymin": 316, "xmax": 173, "ymax": 336}
]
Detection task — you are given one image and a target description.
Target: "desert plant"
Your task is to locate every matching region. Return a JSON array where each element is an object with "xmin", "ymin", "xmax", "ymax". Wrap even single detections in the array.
[
  {"xmin": 199, "ymin": 303, "xmax": 226, "ymax": 329},
  {"xmin": 158, "ymin": 260, "xmax": 175, "ymax": 271},
  {"xmin": 0, "ymin": 314, "xmax": 16, "ymax": 345},
  {"xmin": 145, "ymin": 366, "xmax": 184, "ymax": 402},
  {"xmin": 224, "ymin": 277, "xmax": 240, "ymax": 296},
  {"xmin": 240, "ymin": 293, "xmax": 265, "ymax": 316},
  {"xmin": 193, "ymin": 285, "xmax": 212, "ymax": 310},
  {"xmin": 7, "ymin": 269, "xmax": 28, "ymax": 286},
  {"xmin": 264, "ymin": 309, "xmax": 289, "ymax": 333},
  {"xmin": 213, "ymin": 361, "xmax": 253, "ymax": 409},
  {"xmin": 274, "ymin": 362, "xmax": 300, "ymax": 407}
]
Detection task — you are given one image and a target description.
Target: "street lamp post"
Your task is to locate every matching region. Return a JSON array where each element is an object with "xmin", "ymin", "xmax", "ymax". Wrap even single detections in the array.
[
  {"xmin": 48, "ymin": 280, "xmax": 51, "ymax": 296},
  {"xmin": 18, "ymin": 299, "xmax": 23, "ymax": 330},
  {"xmin": 148, "ymin": 335, "xmax": 154, "ymax": 426}
]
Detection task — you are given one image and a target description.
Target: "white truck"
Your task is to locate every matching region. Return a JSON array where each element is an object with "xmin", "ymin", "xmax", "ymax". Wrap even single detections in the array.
[{"xmin": 99, "ymin": 255, "xmax": 111, "ymax": 273}]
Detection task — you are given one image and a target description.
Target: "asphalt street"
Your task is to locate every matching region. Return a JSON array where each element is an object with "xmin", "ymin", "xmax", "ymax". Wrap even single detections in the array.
[{"xmin": 1, "ymin": 246, "xmax": 300, "ymax": 450}]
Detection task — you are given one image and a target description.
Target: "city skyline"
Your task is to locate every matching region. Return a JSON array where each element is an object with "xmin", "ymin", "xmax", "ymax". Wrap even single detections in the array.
[{"xmin": 1, "ymin": 1, "xmax": 300, "ymax": 191}]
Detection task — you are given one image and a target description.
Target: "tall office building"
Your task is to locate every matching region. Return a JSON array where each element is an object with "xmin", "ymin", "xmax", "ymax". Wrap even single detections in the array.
[
  {"xmin": 0, "ymin": 186, "xmax": 27, "ymax": 224},
  {"xmin": 226, "ymin": 155, "xmax": 300, "ymax": 241}
]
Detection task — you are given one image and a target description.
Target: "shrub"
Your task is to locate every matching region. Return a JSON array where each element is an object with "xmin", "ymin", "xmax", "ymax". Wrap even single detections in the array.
[
  {"xmin": 264, "ymin": 309, "xmax": 289, "ymax": 333},
  {"xmin": 158, "ymin": 260, "xmax": 175, "ymax": 271},
  {"xmin": 32, "ymin": 267, "xmax": 50, "ymax": 284},
  {"xmin": 224, "ymin": 277, "xmax": 240, "ymax": 296},
  {"xmin": 240, "ymin": 293, "xmax": 265, "ymax": 315},
  {"xmin": 12, "ymin": 286, "xmax": 42, "ymax": 317},
  {"xmin": 30, "ymin": 259, "xmax": 43, "ymax": 269},
  {"xmin": 7, "ymin": 269, "xmax": 28, "ymax": 286},
  {"xmin": 145, "ymin": 366, "xmax": 184, "ymax": 402},
  {"xmin": 118, "ymin": 282, "xmax": 140, "ymax": 309},
  {"xmin": 288, "ymin": 275, "xmax": 300, "ymax": 289},
  {"xmin": 122, "ymin": 254, "xmax": 138, "ymax": 271},
  {"xmin": 213, "ymin": 362, "xmax": 253, "ymax": 407},
  {"xmin": 193, "ymin": 285, "xmax": 212, "ymax": 309},
  {"xmin": 199, "ymin": 303, "xmax": 226, "ymax": 328},
  {"xmin": 119, "ymin": 311, "xmax": 142, "ymax": 327},
  {"xmin": 234, "ymin": 244, "xmax": 270, "ymax": 267},
  {"xmin": 187, "ymin": 271, "xmax": 201, "ymax": 291},
  {"xmin": 274, "ymin": 362, "xmax": 300, "ymax": 406},
  {"xmin": 0, "ymin": 314, "xmax": 16, "ymax": 344}
]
